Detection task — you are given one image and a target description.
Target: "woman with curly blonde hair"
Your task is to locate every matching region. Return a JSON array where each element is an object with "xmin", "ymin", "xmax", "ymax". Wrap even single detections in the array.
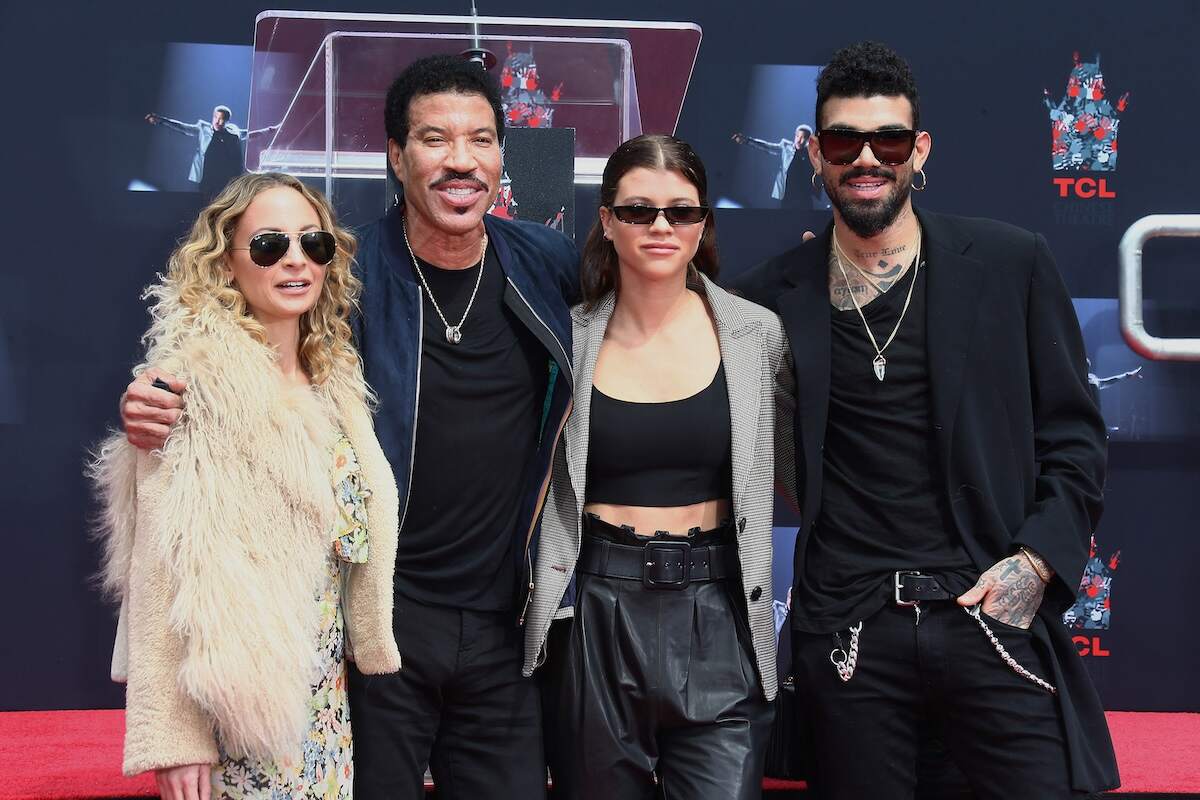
[{"xmin": 92, "ymin": 172, "xmax": 401, "ymax": 800}]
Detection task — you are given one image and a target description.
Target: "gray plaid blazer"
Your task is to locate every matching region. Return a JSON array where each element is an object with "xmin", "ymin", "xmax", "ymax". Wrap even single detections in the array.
[{"xmin": 521, "ymin": 274, "xmax": 797, "ymax": 700}]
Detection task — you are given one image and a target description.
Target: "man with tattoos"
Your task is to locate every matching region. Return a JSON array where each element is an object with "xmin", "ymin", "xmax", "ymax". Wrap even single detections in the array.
[{"xmin": 732, "ymin": 41, "xmax": 1119, "ymax": 798}]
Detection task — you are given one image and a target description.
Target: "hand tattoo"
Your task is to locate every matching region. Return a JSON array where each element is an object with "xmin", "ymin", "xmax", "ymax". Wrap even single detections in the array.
[{"xmin": 979, "ymin": 555, "xmax": 1045, "ymax": 629}]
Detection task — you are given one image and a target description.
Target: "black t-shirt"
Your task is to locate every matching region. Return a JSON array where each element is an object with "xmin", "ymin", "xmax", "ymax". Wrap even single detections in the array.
[
  {"xmin": 793, "ymin": 253, "xmax": 976, "ymax": 633},
  {"xmin": 394, "ymin": 244, "xmax": 547, "ymax": 611}
]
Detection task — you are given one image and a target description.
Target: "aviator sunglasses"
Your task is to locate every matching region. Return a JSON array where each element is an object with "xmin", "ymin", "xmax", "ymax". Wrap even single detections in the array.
[
  {"xmin": 232, "ymin": 230, "xmax": 338, "ymax": 268},
  {"xmin": 816, "ymin": 128, "xmax": 918, "ymax": 166},
  {"xmin": 609, "ymin": 205, "xmax": 710, "ymax": 226}
]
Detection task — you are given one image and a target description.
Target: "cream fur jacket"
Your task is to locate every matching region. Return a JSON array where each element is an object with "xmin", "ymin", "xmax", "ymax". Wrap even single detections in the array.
[{"xmin": 91, "ymin": 285, "xmax": 400, "ymax": 777}]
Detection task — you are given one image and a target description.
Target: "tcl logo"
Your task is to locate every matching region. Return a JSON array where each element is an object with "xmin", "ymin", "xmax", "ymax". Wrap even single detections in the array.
[
  {"xmin": 1073, "ymin": 635, "xmax": 1111, "ymax": 657},
  {"xmin": 1052, "ymin": 177, "xmax": 1117, "ymax": 199}
]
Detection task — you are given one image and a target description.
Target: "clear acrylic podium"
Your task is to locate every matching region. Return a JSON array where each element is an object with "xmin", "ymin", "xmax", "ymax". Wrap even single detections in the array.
[{"xmin": 245, "ymin": 11, "xmax": 702, "ymax": 206}]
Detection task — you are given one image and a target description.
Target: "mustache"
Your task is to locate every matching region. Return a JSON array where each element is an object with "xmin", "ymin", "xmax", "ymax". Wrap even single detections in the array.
[
  {"xmin": 839, "ymin": 167, "xmax": 896, "ymax": 185},
  {"xmin": 431, "ymin": 172, "xmax": 488, "ymax": 190}
]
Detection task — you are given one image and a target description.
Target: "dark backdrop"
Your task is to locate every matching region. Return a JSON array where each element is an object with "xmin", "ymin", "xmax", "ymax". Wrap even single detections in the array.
[{"xmin": 2, "ymin": 0, "xmax": 1197, "ymax": 713}]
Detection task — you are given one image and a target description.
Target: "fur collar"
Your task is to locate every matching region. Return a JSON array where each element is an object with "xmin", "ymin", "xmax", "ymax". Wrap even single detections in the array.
[{"xmin": 93, "ymin": 283, "xmax": 374, "ymax": 761}]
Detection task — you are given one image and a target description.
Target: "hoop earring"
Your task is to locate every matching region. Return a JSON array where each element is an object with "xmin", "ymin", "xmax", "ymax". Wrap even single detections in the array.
[
  {"xmin": 811, "ymin": 172, "xmax": 824, "ymax": 190},
  {"xmin": 912, "ymin": 169, "xmax": 927, "ymax": 191}
]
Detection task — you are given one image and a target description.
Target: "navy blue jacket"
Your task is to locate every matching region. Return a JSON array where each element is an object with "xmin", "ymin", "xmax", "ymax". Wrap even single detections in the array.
[{"xmin": 353, "ymin": 205, "xmax": 579, "ymax": 620}]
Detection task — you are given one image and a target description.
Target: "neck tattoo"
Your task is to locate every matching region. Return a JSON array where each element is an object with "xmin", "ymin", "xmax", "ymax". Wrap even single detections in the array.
[{"xmin": 831, "ymin": 227, "xmax": 923, "ymax": 382}]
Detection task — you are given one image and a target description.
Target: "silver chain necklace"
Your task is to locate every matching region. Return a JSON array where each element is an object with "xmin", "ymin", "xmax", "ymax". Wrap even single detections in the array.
[
  {"xmin": 832, "ymin": 228, "xmax": 921, "ymax": 381},
  {"xmin": 401, "ymin": 219, "xmax": 487, "ymax": 345}
]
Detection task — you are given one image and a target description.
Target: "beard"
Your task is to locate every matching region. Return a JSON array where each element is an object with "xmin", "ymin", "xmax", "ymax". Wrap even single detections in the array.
[{"xmin": 826, "ymin": 165, "xmax": 912, "ymax": 238}]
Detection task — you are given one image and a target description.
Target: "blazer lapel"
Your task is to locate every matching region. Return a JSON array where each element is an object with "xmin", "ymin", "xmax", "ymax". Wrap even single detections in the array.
[
  {"xmin": 703, "ymin": 276, "xmax": 762, "ymax": 508},
  {"xmin": 917, "ymin": 209, "xmax": 987, "ymax": 469},
  {"xmin": 565, "ymin": 294, "xmax": 614, "ymax": 506},
  {"xmin": 775, "ymin": 226, "xmax": 833, "ymax": 525}
]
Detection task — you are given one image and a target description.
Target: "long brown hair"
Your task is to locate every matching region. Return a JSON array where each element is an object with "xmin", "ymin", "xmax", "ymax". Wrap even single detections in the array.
[{"xmin": 580, "ymin": 134, "xmax": 719, "ymax": 307}]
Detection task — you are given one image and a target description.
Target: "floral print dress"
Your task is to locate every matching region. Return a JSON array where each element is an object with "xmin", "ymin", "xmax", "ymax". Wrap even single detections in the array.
[{"xmin": 210, "ymin": 434, "xmax": 371, "ymax": 799}]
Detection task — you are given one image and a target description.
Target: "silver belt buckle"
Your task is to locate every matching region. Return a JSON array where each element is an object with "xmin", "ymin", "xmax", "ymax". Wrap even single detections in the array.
[{"xmin": 894, "ymin": 571, "xmax": 920, "ymax": 607}]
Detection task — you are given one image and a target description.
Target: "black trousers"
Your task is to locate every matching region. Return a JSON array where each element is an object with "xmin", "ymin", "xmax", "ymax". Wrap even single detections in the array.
[
  {"xmin": 792, "ymin": 601, "xmax": 1084, "ymax": 799},
  {"xmin": 552, "ymin": 522, "xmax": 774, "ymax": 800},
  {"xmin": 348, "ymin": 594, "xmax": 546, "ymax": 800}
]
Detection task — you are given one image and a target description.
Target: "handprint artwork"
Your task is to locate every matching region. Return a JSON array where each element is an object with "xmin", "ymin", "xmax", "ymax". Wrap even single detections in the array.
[
  {"xmin": 1043, "ymin": 52, "xmax": 1129, "ymax": 172},
  {"xmin": 500, "ymin": 43, "xmax": 563, "ymax": 129},
  {"xmin": 1064, "ymin": 535, "xmax": 1122, "ymax": 631}
]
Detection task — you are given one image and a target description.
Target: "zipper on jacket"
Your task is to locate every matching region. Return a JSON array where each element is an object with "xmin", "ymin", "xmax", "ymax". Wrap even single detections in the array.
[
  {"xmin": 396, "ymin": 287, "xmax": 423, "ymax": 534},
  {"xmin": 517, "ymin": 396, "xmax": 573, "ymax": 627},
  {"xmin": 505, "ymin": 276, "xmax": 574, "ymax": 386},
  {"xmin": 518, "ymin": 547, "xmax": 535, "ymax": 626},
  {"xmin": 505, "ymin": 275, "xmax": 572, "ymax": 625}
]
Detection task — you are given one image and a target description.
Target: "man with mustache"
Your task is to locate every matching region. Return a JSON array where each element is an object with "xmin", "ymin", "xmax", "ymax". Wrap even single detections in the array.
[
  {"xmin": 732, "ymin": 41, "xmax": 1119, "ymax": 797},
  {"xmin": 122, "ymin": 55, "xmax": 577, "ymax": 799}
]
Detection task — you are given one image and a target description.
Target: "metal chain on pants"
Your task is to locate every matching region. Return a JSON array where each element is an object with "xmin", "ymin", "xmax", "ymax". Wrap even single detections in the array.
[
  {"xmin": 828, "ymin": 610, "xmax": 1057, "ymax": 694},
  {"xmin": 829, "ymin": 622, "xmax": 863, "ymax": 682},
  {"xmin": 964, "ymin": 605, "xmax": 1057, "ymax": 694}
]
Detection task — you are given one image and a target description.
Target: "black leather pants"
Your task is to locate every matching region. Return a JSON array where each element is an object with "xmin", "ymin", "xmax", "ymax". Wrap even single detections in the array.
[{"xmin": 551, "ymin": 518, "xmax": 773, "ymax": 800}]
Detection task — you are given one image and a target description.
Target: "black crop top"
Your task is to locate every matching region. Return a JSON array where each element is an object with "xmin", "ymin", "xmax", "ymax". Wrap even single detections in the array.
[{"xmin": 586, "ymin": 363, "xmax": 733, "ymax": 507}]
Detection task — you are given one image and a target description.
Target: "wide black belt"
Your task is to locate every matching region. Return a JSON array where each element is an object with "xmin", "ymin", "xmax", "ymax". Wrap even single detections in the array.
[
  {"xmin": 578, "ymin": 535, "xmax": 735, "ymax": 590},
  {"xmin": 894, "ymin": 571, "xmax": 955, "ymax": 605}
]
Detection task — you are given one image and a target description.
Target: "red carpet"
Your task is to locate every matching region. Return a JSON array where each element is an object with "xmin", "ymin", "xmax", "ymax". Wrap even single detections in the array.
[
  {"xmin": 1106, "ymin": 711, "xmax": 1200, "ymax": 794},
  {"xmin": 1, "ymin": 709, "xmax": 1197, "ymax": 799},
  {"xmin": 0, "ymin": 710, "xmax": 155, "ymax": 799}
]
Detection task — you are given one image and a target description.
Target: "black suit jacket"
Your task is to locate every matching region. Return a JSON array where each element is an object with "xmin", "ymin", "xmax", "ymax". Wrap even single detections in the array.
[{"xmin": 730, "ymin": 208, "xmax": 1119, "ymax": 792}]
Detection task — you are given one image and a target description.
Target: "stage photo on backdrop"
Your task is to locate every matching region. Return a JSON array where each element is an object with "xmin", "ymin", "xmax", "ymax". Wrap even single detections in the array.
[
  {"xmin": 127, "ymin": 43, "xmax": 269, "ymax": 196},
  {"xmin": 718, "ymin": 64, "xmax": 830, "ymax": 212}
]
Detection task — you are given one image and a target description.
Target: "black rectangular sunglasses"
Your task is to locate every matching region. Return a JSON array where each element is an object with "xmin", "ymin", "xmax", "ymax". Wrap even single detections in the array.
[
  {"xmin": 816, "ymin": 128, "xmax": 918, "ymax": 166},
  {"xmin": 610, "ymin": 205, "xmax": 710, "ymax": 225},
  {"xmin": 233, "ymin": 231, "xmax": 338, "ymax": 268}
]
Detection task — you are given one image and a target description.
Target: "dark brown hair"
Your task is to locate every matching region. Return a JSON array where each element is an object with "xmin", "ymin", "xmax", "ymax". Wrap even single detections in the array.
[
  {"xmin": 816, "ymin": 41, "xmax": 920, "ymax": 130},
  {"xmin": 580, "ymin": 134, "xmax": 719, "ymax": 306}
]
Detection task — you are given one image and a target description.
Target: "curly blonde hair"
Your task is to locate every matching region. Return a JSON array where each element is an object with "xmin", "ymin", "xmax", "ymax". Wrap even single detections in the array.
[{"xmin": 163, "ymin": 172, "xmax": 360, "ymax": 386}]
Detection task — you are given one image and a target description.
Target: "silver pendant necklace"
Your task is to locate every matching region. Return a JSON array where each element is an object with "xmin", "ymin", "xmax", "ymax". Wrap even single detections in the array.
[
  {"xmin": 401, "ymin": 219, "xmax": 487, "ymax": 345},
  {"xmin": 832, "ymin": 228, "xmax": 921, "ymax": 381}
]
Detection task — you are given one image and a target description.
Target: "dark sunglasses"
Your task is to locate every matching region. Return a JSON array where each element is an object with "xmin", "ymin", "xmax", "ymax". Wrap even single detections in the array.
[
  {"xmin": 232, "ymin": 231, "xmax": 338, "ymax": 268},
  {"xmin": 610, "ymin": 205, "xmax": 710, "ymax": 226},
  {"xmin": 816, "ymin": 128, "xmax": 918, "ymax": 166}
]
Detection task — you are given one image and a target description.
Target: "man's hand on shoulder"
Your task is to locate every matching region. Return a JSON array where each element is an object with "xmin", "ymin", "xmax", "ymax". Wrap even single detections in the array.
[{"xmin": 121, "ymin": 368, "xmax": 186, "ymax": 451}]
